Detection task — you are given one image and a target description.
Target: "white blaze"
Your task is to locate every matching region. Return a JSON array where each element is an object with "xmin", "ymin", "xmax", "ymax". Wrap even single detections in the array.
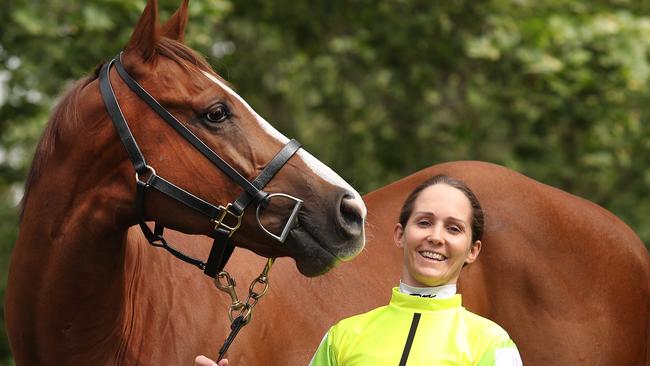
[{"xmin": 201, "ymin": 71, "xmax": 366, "ymax": 213}]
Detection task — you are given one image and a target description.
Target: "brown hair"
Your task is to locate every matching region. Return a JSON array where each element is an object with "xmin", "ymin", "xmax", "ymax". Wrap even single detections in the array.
[{"xmin": 398, "ymin": 175, "xmax": 484, "ymax": 243}]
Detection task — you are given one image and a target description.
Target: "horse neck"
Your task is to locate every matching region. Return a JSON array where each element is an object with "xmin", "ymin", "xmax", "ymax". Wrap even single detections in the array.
[
  {"xmin": 9, "ymin": 91, "xmax": 141, "ymax": 360},
  {"xmin": 18, "ymin": 103, "xmax": 135, "ymax": 269}
]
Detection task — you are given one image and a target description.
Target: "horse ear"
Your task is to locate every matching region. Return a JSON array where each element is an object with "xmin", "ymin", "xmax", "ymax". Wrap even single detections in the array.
[
  {"xmin": 161, "ymin": 0, "xmax": 190, "ymax": 42},
  {"xmin": 126, "ymin": 0, "xmax": 161, "ymax": 60}
]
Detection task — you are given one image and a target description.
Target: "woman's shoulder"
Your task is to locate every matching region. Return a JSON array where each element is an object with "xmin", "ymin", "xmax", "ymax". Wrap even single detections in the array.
[
  {"xmin": 459, "ymin": 308, "xmax": 522, "ymax": 364},
  {"xmin": 459, "ymin": 307, "xmax": 513, "ymax": 342},
  {"xmin": 332, "ymin": 305, "xmax": 390, "ymax": 330}
]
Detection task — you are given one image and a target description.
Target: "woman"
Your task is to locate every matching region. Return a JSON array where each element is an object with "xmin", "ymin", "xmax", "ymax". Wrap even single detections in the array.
[
  {"xmin": 197, "ymin": 175, "xmax": 523, "ymax": 365},
  {"xmin": 310, "ymin": 175, "xmax": 522, "ymax": 365}
]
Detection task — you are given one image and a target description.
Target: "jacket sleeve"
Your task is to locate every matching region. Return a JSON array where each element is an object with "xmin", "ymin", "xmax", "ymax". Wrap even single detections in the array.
[
  {"xmin": 309, "ymin": 331, "xmax": 337, "ymax": 366},
  {"xmin": 476, "ymin": 336, "xmax": 523, "ymax": 366}
]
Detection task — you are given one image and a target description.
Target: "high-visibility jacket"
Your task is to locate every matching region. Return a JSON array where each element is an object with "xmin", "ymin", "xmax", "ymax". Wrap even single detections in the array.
[{"xmin": 310, "ymin": 288, "xmax": 522, "ymax": 366}]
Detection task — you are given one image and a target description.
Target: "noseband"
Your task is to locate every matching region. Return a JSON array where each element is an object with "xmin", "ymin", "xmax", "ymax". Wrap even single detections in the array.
[{"xmin": 98, "ymin": 54, "xmax": 303, "ymax": 277}]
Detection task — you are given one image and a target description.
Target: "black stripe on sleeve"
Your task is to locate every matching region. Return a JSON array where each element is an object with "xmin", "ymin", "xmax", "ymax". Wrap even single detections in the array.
[{"xmin": 398, "ymin": 313, "xmax": 421, "ymax": 366}]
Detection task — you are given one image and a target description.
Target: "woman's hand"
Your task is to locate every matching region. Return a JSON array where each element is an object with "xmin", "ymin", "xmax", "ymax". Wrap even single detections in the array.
[{"xmin": 195, "ymin": 355, "xmax": 228, "ymax": 366}]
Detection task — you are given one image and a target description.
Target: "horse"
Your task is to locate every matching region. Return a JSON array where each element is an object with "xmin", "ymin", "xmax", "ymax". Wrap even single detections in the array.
[
  {"xmin": 5, "ymin": 1, "xmax": 366, "ymax": 364},
  {"xmin": 193, "ymin": 161, "xmax": 650, "ymax": 365}
]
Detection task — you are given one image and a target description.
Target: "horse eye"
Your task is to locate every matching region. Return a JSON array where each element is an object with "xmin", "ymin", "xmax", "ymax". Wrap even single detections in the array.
[{"xmin": 204, "ymin": 104, "xmax": 230, "ymax": 124}]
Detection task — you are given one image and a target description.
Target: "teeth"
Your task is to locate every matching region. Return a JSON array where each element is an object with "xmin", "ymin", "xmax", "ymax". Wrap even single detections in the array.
[{"xmin": 420, "ymin": 251, "xmax": 446, "ymax": 261}]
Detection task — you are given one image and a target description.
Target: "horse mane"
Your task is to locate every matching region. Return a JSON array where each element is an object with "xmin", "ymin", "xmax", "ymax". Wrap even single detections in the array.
[{"xmin": 19, "ymin": 38, "xmax": 216, "ymax": 220}]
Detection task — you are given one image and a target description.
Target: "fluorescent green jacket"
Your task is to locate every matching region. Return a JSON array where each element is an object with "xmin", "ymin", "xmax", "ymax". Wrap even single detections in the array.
[{"xmin": 310, "ymin": 288, "xmax": 522, "ymax": 366}]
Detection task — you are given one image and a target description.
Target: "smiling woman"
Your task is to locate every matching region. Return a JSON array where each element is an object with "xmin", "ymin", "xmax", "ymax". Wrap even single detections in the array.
[{"xmin": 308, "ymin": 175, "xmax": 522, "ymax": 366}]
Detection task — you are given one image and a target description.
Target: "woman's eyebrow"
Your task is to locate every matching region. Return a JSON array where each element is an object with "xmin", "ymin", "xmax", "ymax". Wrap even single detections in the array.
[
  {"xmin": 414, "ymin": 211, "xmax": 466, "ymax": 223},
  {"xmin": 446, "ymin": 216, "xmax": 467, "ymax": 227},
  {"xmin": 413, "ymin": 211, "xmax": 435, "ymax": 217}
]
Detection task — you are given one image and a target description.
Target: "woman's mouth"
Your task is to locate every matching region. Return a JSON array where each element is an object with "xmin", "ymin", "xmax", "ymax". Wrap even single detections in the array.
[{"xmin": 419, "ymin": 250, "xmax": 447, "ymax": 261}]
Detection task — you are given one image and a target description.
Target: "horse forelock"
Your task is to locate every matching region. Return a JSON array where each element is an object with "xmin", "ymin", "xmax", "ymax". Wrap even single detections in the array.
[{"xmin": 154, "ymin": 37, "xmax": 215, "ymax": 80}]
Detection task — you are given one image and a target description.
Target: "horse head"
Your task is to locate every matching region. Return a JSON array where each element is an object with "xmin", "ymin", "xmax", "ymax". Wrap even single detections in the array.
[
  {"xmin": 55, "ymin": 0, "xmax": 365, "ymax": 276},
  {"xmin": 7, "ymin": 4, "xmax": 366, "ymax": 362}
]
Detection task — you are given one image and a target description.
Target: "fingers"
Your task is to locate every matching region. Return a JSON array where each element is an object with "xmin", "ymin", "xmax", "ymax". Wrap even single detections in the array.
[{"xmin": 194, "ymin": 355, "xmax": 218, "ymax": 366}]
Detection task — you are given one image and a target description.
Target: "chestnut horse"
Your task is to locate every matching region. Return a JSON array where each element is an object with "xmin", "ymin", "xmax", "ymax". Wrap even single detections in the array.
[
  {"xmin": 5, "ymin": 1, "xmax": 366, "ymax": 364},
  {"xmin": 196, "ymin": 161, "xmax": 649, "ymax": 365}
]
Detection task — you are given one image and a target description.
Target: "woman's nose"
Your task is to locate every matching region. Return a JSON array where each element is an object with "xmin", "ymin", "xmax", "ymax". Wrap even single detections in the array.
[{"xmin": 426, "ymin": 225, "xmax": 444, "ymax": 244}]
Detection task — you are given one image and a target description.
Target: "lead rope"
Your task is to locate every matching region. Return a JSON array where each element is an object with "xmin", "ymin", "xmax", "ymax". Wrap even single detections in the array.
[{"xmin": 214, "ymin": 258, "xmax": 275, "ymax": 361}]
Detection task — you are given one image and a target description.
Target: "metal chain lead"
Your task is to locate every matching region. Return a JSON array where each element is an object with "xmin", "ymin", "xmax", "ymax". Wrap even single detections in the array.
[
  {"xmin": 214, "ymin": 258, "xmax": 274, "ymax": 324},
  {"xmin": 214, "ymin": 258, "xmax": 275, "ymax": 361}
]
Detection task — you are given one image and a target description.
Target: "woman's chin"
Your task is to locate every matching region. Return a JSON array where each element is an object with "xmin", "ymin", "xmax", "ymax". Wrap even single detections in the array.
[{"xmin": 409, "ymin": 268, "xmax": 458, "ymax": 287}]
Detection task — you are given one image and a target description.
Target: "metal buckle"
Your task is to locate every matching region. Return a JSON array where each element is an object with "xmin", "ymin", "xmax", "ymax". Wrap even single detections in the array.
[
  {"xmin": 255, "ymin": 193, "xmax": 303, "ymax": 243},
  {"xmin": 212, "ymin": 203, "xmax": 243, "ymax": 235}
]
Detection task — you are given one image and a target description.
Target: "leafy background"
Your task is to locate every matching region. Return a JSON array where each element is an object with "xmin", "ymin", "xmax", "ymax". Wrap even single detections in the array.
[{"xmin": 1, "ymin": 0, "xmax": 649, "ymax": 363}]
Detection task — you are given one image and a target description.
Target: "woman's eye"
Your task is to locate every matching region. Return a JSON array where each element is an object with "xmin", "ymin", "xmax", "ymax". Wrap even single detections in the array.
[
  {"xmin": 447, "ymin": 226, "xmax": 461, "ymax": 234},
  {"xmin": 417, "ymin": 220, "xmax": 431, "ymax": 227},
  {"xmin": 204, "ymin": 104, "xmax": 230, "ymax": 124}
]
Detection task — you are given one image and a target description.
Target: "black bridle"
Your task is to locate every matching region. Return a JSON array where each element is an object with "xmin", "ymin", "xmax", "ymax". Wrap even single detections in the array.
[{"xmin": 98, "ymin": 53, "xmax": 303, "ymax": 277}]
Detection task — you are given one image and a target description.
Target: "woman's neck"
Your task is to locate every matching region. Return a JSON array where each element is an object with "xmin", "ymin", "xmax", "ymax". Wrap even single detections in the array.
[{"xmin": 399, "ymin": 281, "xmax": 457, "ymax": 299}]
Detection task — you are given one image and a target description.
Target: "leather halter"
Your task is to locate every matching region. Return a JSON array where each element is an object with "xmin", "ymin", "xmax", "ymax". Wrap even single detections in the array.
[{"xmin": 98, "ymin": 53, "xmax": 303, "ymax": 277}]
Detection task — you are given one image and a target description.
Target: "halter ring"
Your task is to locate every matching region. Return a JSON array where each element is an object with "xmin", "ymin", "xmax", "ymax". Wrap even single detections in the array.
[
  {"xmin": 255, "ymin": 193, "xmax": 303, "ymax": 243},
  {"xmin": 134, "ymin": 165, "xmax": 156, "ymax": 183}
]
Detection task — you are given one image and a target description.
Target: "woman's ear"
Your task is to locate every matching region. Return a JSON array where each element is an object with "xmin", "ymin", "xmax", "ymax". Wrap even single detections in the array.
[
  {"xmin": 394, "ymin": 223, "xmax": 405, "ymax": 249},
  {"xmin": 464, "ymin": 240, "xmax": 482, "ymax": 264}
]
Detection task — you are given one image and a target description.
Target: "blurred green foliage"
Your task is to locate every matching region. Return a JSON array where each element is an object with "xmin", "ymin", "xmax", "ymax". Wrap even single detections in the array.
[{"xmin": 1, "ymin": 0, "xmax": 649, "ymax": 363}]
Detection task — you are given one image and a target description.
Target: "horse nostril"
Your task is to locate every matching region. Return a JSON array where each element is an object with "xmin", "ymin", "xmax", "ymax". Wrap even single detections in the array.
[{"xmin": 339, "ymin": 193, "xmax": 364, "ymax": 238}]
